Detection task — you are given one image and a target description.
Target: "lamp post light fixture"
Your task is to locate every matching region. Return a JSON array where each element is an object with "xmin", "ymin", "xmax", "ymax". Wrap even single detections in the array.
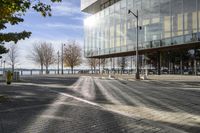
[{"xmin": 128, "ymin": 9, "xmax": 141, "ymax": 79}]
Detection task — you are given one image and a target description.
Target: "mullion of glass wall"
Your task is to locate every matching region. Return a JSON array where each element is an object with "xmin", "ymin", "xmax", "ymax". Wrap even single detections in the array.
[
  {"xmin": 171, "ymin": 0, "xmax": 184, "ymax": 45},
  {"xmin": 142, "ymin": 0, "xmax": 162, "ymax": 49},
  {"xmin": 126, "ymin": 0, "xmax": 134, "ymax": 51},
  {"xmin": 120, "ymin": 0, "xmax": 127, "ymax": 52},
  {"xmin": 100, "ymin": 10, "xmax": 105, "ymax": 54},
  {"xmin": 198, "ymin": 0, "xmax": 200, "ymax": 40},
  {"xmin": 104, "ymin": 8, "xmax": 110, "ymax": 54},
  {"xmin": 160, "ymin": 0, "xmax": 171, "ymax": 46},
  {"xmin": 96, "ymin": 13, "xmax": 100, "ymax": 55},
  {"xmin": 183, "ymin": 0, "xmax": 197, "ymax": 43},
  {"xmin": 141, "ymin": 0, "xmax": 150, "ymax": 49},
  {"xmin": 115, "ymin": 2, "xmax": 121, "ymax": 53},
  {"xmin": 109, "ymin": 5, "xmax": 115, "ymax": 53},
  {"xmin": 133, "ymin": 0, "xmax": 142, "ymax": 50}
]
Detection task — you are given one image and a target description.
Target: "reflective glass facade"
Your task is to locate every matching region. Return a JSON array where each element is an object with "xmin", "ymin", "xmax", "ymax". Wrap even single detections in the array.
[{"xmin": 83, "ymin": 0, "xmax": 200, "ymax": 57}]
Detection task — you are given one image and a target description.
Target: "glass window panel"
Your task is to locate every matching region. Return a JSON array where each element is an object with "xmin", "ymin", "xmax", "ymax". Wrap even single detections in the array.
[
  {"xmin": 184, "ymin": 13, "xmax": 188, "ymax": 34},
  {"xmin": 171, "ymin": 0, "xmax": 183, "ymax": 44},
  {"xmin": 183, "ymin": 0, "xmax": 197, "ymax": 42},
  {"xmin": 127, "ymin": 0, "xmax": 133, "ymax": 10},
  {"xmin": 120, "ymin": 1, "xmax": 127, "ymax": 47},
  {"xmin": 198, "ymin": 0, "xmax": 200, "ymax": 40},
  {"xmin": 141, "ymin": 0, "xmax": 151, "ymax": 45},
  {"xmin": 115, "ymin": 2, "xmax": 121, "ymax": 48},
  {"xmin": 164, "ymin": 16, "xmax": 170, "ymax": 37},
  {"xmin": 152, "ymin": 18, "xmax": 160, "ymax": 24},
  {"xmin": 121, "ymin": 0, "xmax": 126, "ymax": 9},
  {"xmin": 143, "ymin": 19, "xmax": 150, "ymax": 25},
  {"xmin": 150, "ymin": 0, "xmax": 161, "ymax": 41},
  {"xmin": 134, "ymin": 0, "xmax": 141, "ymax": 11},
  {"xmin": 110, "ymin": 14, "xmax": 115, "ymax": 48},
  {"xmin": 192, "ymin": 12, "xmax": 198, "ymax": 32},
  {"xmin": 177, "ymin": 14, "xmax": 183, "ymax": 35},
  {"xmin": 161, "ymin": 0, "xmax": 171, "ymax": 43},
  {"xmin": 105, "ymin": 16, "xmax": 110, "ymax": 49},
  {"xmin": 116, "ymin": 24, "xmax": 121, "ymax": 47}
]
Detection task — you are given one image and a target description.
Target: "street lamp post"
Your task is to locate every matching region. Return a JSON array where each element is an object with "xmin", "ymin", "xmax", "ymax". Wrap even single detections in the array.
[
  {"xmin": 61, "ymin": 44, "xmax": 65, "ymax": 75},
  {"xmin": 99, "ymin": 48, "xmax": 101, "ymax": 74},
  {"xmin": 128, "ymin": 9, "xmax": 140, "ymax": 79},
  {"xmin": 57, "ymin": 51, "xmax": 60, "ymax": 74},
  {"xmin": 3, "ymin": 60, "xmax": 6, "ymax": 76}
]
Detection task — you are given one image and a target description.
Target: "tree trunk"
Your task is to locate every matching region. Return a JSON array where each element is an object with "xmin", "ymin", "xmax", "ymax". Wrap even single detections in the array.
[
  {"xmin": 41, "ymin": 64, "xmax": 43, "ymax": 75},
  {"xmin": 71, "ymin": 66, "xmax": 74, "ymax": 74},
  {"xmin": 12, "ymin": 64, "xmax": 14, "ymax": 73},
  {"xmin": 46, "ymin": 65, "xmax": 48, "ymax": 74},
  {"xmin": 91, "ymin": 66, "xmax": 93, "ymax": 74},
  {"xmin": 94, "ymin": 66, "xmax": 96, "ymax": 74}
]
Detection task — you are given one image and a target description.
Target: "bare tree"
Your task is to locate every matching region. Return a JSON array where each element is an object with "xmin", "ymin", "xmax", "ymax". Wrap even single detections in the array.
[
  {"xmin": 63, "ymin": 41, "xmax": 82, "ymax": 74},
  {"xmin": 87, "ymin": 58, "xmax": 99, "ymax": 74},
  {"xmin": 100, "ymin": 58, "xmax": 108, "ymax": 70},
  {"xmin": 7, "ymin": 44, "xmax": 19, "ymax": 73},
  {"xmin": 29, "ymin": 42, "xmax": 55, "ymax": 74},
  {"xmin": 117, "ymin": 57, "xmax": 128, "ymax": 74},
  {"xmin": 42, "ymin": 42, "xmax": 55, "ymax": 74},
  {"xmin": 29, "ymin": 43, "xmax": 44, "ymax": 74}
]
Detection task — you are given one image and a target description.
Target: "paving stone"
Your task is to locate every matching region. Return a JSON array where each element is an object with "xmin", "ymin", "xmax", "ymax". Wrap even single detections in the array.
[{"xmin": 1, "ymin": 75, "xmax": 200, "ymax": 133}]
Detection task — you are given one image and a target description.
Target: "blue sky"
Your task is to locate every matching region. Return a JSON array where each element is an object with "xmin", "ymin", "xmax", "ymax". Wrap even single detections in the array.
[{"xmin": 3, "ymin": 0, "xmax": 88, "ymax": 69}]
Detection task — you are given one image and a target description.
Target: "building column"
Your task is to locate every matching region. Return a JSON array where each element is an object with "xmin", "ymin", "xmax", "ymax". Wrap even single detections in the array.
[
  {"xmin": 113, "ymin": 58, "xmax": 115, "ymax": 75},
  {"xmin": 144, "ymin": 53, "xmax": 148, "ymax": 76},
  {"xmin": 157, "ymin": 51, "xmax": 161, "ymax": 75},
  {"xmin": 168, "ymin": 51, "xmax": 171, "ymax": 74},
  {"xmin": 180, "ymin": 53, "xmax": 183, "ymax": 75},
  {"xmin": 99, "ymin": 58, "xmax": 101, "ymax": 74},
  {"xmin": 21, "ymin": 70, "xmax": 23, "ymax": 76},
  {"xmin": 194, "ymin": 59, "xmax": 197, "ymax": 75},
  {"xmin": 194, "ymin": 49, "xmax": 197, "ymax": 75}
]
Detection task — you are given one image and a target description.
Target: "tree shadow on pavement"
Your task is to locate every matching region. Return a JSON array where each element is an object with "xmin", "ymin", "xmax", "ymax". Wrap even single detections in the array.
[
  {"xmin": 93, "ymin": 81, "xmax": 114, "ymax": 104},
  {"xmin": 0, "ymin": 84, "xmax": 60, "ymax": 111},
  {"xmin": 1, "ymin": 100, "xmax": 199, "ymax": 133},
  {"xmin": 115, "ymin": 80, "xmax": 200, "ymax": 115},
  {"xmin": 21, "ymin": 76, "xmax": 79, "ymax": 86}
]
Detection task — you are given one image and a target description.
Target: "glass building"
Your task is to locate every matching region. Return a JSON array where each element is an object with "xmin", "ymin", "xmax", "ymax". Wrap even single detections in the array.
[{"xmin": 82, "ymin": 0, "xmax": 200, "ymax": 75}]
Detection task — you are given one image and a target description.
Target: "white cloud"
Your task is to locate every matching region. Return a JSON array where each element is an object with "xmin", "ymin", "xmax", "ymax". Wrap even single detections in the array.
[
  {"xmin": 52, "ymin": 1, "xmax": 81, "ymax": 17},
  {"xmin": 45, "ymin": 23, "xmax": 83, "ymax": 30},
  {"xmin": 72, "ymin": 16, "xmax": 84, "ymax": 20},
  {"xmin": 21, "ymin": 22, "xmax": 83, "ymax": 31}
]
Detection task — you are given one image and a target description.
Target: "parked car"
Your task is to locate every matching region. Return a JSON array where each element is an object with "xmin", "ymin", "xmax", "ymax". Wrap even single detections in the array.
[
  {"xmin": 183, "ymin": 69, "xmax": 193, "ymax": 75},
  {"xmin": 148, "ymin": 69, "xmax": 157, "ymax": 75},
  {"xmin": 161, "ymin": 69, "xmax": 168, "ymax": 74}
]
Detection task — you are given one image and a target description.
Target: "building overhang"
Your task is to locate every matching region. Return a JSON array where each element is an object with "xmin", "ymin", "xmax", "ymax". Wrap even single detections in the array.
[
  {"xmin": 87, "ymin": 42, "xmax": 200, "ymax": 59},
  {"xmin": 81, "ymin": 0, "xmax": 101, "ymax": 14}
]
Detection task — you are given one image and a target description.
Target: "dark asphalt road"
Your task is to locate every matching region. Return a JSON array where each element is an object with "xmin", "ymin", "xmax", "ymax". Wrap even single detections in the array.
[{"xmin": 0, "ymin": 75, "xmax": 200, "ymax": 133}]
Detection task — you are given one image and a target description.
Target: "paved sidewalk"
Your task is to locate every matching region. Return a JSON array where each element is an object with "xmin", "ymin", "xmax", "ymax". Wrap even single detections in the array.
[
  {"xmin": 0, "ymin": 81, "xmax": 174, "ymax": 133},
  {"xmin": 4, "ymin": 73, "xmax": 200, "ymax": 82},
  {"xmin": 99, "ymin": 74, "xmax": 200, "ymax": 81},
  {"xmin": 1, "ymin": 76, "xmax": 200, "ymax": 132},
  {"xmin": 0, "ymin": 75, "xmax": 4, "ymax": 81}
]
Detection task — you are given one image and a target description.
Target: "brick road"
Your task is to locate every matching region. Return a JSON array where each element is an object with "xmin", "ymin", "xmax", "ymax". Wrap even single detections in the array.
[{"xmin": 0, "ymin": 75, "xmax": 200, "ymax": 133}]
